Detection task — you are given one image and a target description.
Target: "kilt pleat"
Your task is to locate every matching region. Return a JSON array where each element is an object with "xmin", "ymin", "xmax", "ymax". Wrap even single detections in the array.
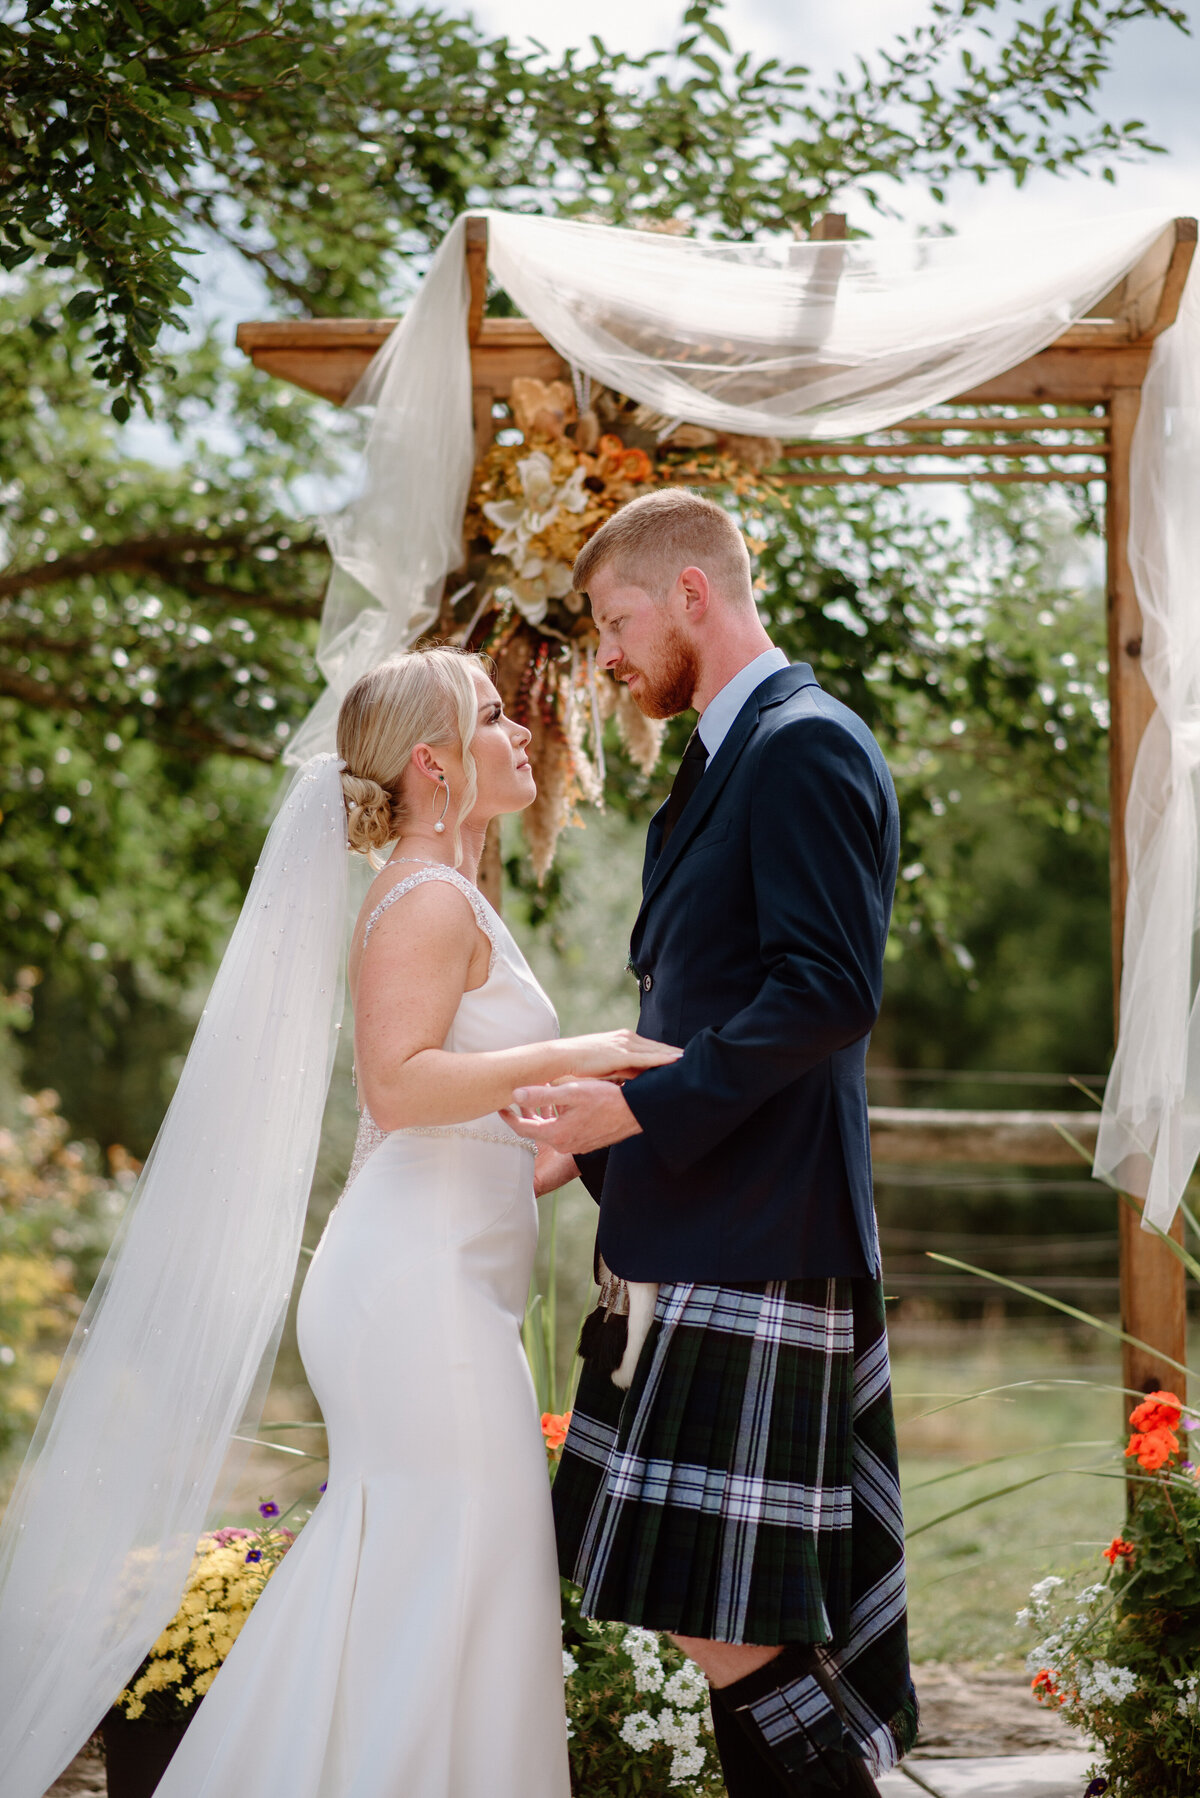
[{"xmin": 553, "ymin": 1275, "xmax": 917, "ymax": 1775}]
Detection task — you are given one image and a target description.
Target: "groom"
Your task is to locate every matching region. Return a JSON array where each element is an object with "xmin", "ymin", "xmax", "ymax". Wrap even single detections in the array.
[{"xmin": 507, "ymin": 489, "xmax": 916, "ymax": 1796}]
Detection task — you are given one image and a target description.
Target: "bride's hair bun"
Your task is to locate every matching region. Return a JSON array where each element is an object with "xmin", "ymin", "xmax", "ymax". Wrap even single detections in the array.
[
  {"xmin": 340, "ymin": 772, "xmax": 397, "ymax": 855},
  {"xmin": 335, "ymin": 648, "xmax": 487, "ymax": 865}
]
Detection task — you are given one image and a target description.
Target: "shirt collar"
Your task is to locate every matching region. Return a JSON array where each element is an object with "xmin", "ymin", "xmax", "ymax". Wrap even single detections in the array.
[{"xmin": 696, "ymin": 647, "xmax": 790, "ymax": 761}]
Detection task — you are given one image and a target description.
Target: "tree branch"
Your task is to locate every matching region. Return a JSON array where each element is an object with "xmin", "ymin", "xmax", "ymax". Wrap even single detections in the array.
[
  {"xmin": 0, "ymin": 663, "xmax": 284, "ymax": 764},
  {"xmin": 0, "ymin": 532, "xmax": 322, "ymax": 607}
]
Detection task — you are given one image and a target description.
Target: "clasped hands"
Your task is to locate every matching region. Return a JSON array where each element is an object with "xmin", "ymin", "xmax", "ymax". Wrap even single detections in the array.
[{"xmin": 501, "ymin": 1027, "xmax": 680, "ymax": 1159}]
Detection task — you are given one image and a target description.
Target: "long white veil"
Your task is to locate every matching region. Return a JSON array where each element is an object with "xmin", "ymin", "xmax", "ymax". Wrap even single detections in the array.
[{"xmin": 0, "ymin": 753, "xmax": 349, "ymax": 1796}]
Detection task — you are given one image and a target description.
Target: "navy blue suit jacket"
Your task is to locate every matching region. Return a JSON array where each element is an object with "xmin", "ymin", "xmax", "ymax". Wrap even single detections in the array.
[{"xmin": 576, "ymin": 663, "xmax": 899, "ymax": 1283}]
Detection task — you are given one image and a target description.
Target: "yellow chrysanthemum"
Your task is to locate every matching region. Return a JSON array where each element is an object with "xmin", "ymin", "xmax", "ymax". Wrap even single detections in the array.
[{"xmin": 194, "ymin": 1668, "xmax": 218, "ymax": 1697}]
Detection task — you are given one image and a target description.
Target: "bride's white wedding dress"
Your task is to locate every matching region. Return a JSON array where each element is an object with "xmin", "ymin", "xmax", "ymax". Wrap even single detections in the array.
[{"xmin": 155, "ymin": 864, "xmax": 572, "ymax": 1798}]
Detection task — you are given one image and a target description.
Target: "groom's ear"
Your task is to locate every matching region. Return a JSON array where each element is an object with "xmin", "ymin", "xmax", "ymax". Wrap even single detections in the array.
[{"xmin": 678, "ymin": 565, "xmax": 711, "ymax": 619}]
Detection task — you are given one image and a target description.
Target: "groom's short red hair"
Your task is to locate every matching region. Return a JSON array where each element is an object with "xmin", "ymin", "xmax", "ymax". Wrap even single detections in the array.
[{"xmin": 572, "ymin": 488, "xmax": 754, "ymax": 607}]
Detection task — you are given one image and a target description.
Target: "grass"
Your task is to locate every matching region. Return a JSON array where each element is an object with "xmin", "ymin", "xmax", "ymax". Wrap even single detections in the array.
[{"xmin": 893, "ymin": 1320, "xmax": 1125, "ymax": 1663}]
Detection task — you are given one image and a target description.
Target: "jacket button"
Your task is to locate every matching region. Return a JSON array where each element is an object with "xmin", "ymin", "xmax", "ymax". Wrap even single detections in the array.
[{"xmin": 642, "ymin": 973, "xmax": 653, "ymax": 992}]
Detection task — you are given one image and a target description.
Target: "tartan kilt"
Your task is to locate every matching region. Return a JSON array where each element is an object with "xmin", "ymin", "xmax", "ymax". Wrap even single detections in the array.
[{"xmin": 553, "ymin": 1276, "xmax": 917, "ymax": 1766}]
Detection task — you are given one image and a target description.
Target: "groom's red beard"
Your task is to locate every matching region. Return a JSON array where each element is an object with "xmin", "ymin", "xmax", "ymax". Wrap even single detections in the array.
[{"xmin": 617, "ymin": 625, "xmax": 700, "ymax": 719}]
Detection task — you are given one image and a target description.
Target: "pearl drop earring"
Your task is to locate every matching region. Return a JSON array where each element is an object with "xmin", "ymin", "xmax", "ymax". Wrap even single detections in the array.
[{"xmin": 433, "ymin": 775, "xmax": 449, "ymax": 835}]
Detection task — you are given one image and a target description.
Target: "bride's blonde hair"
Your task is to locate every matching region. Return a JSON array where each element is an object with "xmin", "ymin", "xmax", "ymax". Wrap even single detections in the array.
[{"xmin": 336, "ymin": 649, "xmax": 485, "ymax": 866}]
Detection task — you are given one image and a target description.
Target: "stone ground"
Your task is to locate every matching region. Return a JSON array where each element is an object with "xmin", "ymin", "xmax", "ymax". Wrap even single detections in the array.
[{"xmin": 44, "ymin": 1663, "xmax": 1089, "ymax": 1795}]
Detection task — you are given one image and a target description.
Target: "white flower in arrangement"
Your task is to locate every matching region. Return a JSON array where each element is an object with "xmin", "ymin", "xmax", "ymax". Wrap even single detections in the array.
[
  {"xmin": 620, "ymin": 1710, "xmax": 661, "ymax": 1751},
  {"xmin": 1077, "ymin": 1662, "xmax": 1138, "ymax": 1705},
  {"xmin": 1075, "ymin": 1585, "xmax": 1106, "ymax": 1609},
  {"xmin": 1015, "ymin": 1608, "xmax": 1033, "ymax": 1629},
  {"xmin": 1029, "ymin": 1576, "xmax": 1066, "ymax": 1602},
  {"xmin": 663, "ymin": 1660, "xmax": 709, "ymax": 1710},
  {"xmin": 658, "ymin": 1706, "xmax": 704, "ymax": 1749},
  {"xmin": 483, "ymin": 453, "xmax": 588, "ymax": 571},
  {"xmin": 669, "ymin": 1743, "xmax": 708, "ymax": 1786},
  {"xmin": 623, "ymin": 1626, "xmax": 667, "ymax": 1693},
  {"xmin": 1174, "ymin": 1674, "xmax": 1200, "ymax": 1717},
  {"xmin": 562, "ymin": 1649, "xmax": 578, "ymax": 1680}
]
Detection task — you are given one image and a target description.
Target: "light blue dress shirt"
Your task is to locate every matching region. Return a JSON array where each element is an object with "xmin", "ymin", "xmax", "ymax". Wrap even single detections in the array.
[{"xmin": 695, "ymin": 646, "xmax": 790, "ymax": 761}]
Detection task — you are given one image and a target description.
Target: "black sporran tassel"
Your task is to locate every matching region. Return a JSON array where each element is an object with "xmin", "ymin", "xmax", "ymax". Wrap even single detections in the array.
[{"xmin": 577, "ymin": 1304, "xmax": 629, "ymax": 1374}]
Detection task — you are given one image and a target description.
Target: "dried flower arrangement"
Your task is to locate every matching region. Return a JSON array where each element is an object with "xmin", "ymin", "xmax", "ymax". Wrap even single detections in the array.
[{"xmin": 442, "ymin": 375, "xmax": 782, "ymax": 877}]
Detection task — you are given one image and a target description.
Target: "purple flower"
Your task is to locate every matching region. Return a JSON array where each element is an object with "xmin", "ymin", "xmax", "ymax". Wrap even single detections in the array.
[
  {"xmin": 258, "ymin": 1500, "xmax": 280, "ymax": 1519},
  {"xmin": 244, "ymin": 1548, "xmax": 263, "ymax": 1564},
  {"xmin": 319, "ymin": 1481, "xmax": 327, "ymax": 1494},
  {"xmin": 1085, "ymin": 1779, "xmax": 1109, "ymax": 1797}
]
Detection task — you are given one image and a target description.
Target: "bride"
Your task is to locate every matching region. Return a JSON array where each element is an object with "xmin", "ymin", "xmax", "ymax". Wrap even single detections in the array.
[{"xmin": 0, "ymin": 647, "xmax": 679, "ymax": 1798}]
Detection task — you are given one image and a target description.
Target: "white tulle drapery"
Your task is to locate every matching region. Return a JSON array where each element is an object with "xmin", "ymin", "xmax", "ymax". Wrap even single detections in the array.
[
  {"xmin": 287, "ymin": 215, "xmax": 475, "ymax": 765},
  {"xmin": 1094, "ymin": 267, "xmax": 1200, "ymax": 1231},
  {"xmin": 0, "ymin": 756, "xmax": 349, "ymax": 1798},
  {"xmin": 483, "ymin": 209, "xmax": 1167, "ymax": 437}
]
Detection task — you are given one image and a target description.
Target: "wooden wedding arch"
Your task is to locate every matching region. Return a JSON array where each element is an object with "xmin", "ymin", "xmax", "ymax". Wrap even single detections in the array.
[{"xmin": 238, "ymin": 212, "xmax": 1198, "ymax": 1401}]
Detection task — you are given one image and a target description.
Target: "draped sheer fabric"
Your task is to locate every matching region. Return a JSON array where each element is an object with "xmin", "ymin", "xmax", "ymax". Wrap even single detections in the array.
[
  {"xmin": 0, "ymin": 756, "xmax": 349, "ymax": 1796},
  {"xmin": 1094, "ymin": 270, "xmax": 1200, "ymax": 1230},
  {"xmin": 296, "ymin": 203, "xmax": 1200, "ymax": 1227}
]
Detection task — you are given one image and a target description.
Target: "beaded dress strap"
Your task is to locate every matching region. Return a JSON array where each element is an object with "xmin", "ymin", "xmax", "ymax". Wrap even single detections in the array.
[{"xmin": 361, "ymin": 864, "xmax": 497, "ymax": 970}]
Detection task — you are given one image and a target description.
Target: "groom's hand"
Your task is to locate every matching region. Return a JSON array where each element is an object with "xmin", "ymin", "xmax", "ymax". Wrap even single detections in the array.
[{"xmin": 503, "ymin": 1078, "xmax": 642, "ymax": 1155}]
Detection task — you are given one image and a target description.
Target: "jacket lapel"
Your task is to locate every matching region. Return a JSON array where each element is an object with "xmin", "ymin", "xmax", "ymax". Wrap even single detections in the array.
[{"xmin": 634, "ymin": 664, "xmax": 817, "ymax": 933}]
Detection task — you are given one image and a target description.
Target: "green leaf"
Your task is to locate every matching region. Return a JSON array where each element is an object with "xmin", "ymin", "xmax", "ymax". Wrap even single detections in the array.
[
  {"xmin": 110, "ymin": 393, "xmax": 131, "ymax": 424},
  {"xmin": 66, "ymin": 289, "xmax": 100, "ymax": 321},
  {"xmin": 700, "ymin": 18, "xmax": 732, "ymax": 52}
]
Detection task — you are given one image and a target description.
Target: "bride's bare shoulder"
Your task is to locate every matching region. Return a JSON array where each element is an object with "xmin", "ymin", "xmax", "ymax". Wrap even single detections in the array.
[{"xmin": 350, "ymin": 867, "xmax": 487, "ymax": 981}]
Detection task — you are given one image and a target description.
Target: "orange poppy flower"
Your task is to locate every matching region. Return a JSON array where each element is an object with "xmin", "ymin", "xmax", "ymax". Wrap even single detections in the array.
[
  {"xmin": 1103, "ymin": 1536, "xmax": 1135, "ymax": 1565},
  {"xmin": 1129, "ymin": 1390, "xmax": 1183, "ymax": 1434},
  {"xmin": 1031, "ymin": 1669, "xmax": 1060, "ymax": 1705},
  {"xmin": 541, "ymin": 1411, "xmax": 572, "ymax": 1453}
]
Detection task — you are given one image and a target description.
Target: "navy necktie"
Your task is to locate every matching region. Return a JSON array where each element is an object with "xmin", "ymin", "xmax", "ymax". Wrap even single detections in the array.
[{"xmin": 659, "ymin": 729, "xmax": 709, "ymax": 851}]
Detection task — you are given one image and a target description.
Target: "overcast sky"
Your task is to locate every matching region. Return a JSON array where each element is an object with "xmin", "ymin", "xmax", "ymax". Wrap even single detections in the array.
[{"xmin": 470, "ymin": 0, "xmax": 1200, "ymax": 233}]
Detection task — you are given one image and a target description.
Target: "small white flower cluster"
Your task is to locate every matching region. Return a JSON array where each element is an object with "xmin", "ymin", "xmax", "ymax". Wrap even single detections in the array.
[
  {"xmin": 617, "ymin": 1628, "xmax": 711, "ymax": 1789},
  {"xmin": 623, "ymin": 1626, "xmax": 666, "ymax": 1694},
  {"xmin": 1076, "ymin": 1661, "xmax": 1139, "ymax": 1706},
  {"xmin": 1021, "ymin": 1573, "xmax": 1140, "ymax": 1724},
  {"xmin": 562, "ymin": 1650, "xmax": 578, "ymax": 1680},
  {"xmin": 620, "ymin": 1710, "xmax": 660, "ymax": 1752},
  {"xmin": 1174, "ymin": 1674, "xmax": 1200, "ymax": 1719}
]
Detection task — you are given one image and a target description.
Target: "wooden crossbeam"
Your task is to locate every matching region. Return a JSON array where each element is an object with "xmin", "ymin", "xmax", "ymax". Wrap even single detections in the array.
[
  {"xmin": 780, "ymin": 440, "xmax": 1108, "ymax": 459},
  {"xmin": 774, "ymin": 469, "xmax": 1104, "ymax": 487}
]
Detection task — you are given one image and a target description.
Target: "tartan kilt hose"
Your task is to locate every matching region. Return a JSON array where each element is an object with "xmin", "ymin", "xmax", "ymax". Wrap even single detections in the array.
[{"xmin": 553, "ymin": 1276, "xmax": 918, "ymax": 1770}]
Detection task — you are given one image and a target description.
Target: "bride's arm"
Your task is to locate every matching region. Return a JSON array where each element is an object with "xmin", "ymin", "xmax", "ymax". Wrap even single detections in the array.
[{"xmin": 354, "ymin": 882, "xmax": 677, "ymax": 1131}]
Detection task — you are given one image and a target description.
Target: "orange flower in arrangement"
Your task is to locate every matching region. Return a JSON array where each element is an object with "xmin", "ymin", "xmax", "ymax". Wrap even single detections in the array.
[
  {"xmin": 1125, "ymin": 1427, "xmax": 1179, "ymax": 1471},
  {"xmin": 1123, "ymin": 1391, "xmax": 1185, "ymax": 1472},
  {"xmin": 1129, "ymin": 1390, "xmax": 1183, "ymax": 1434},
  {"xmin": 541, "ymin": 1411, "xmax": 572, "ymax": 1454},
  {"xmin": 591, "ymin": 435, "xmax": 654, "ymax": 484},
  {"xmin": 1031, "ymin": 1669, "xmax": 1061, "ymax": 1706},
  {"xmin": 1103, "ymin": 1536, "xmax": 1136, "ymax": 1566}
]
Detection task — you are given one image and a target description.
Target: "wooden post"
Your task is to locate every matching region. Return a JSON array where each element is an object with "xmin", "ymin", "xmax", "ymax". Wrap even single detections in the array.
[{"xmin": 1107, "ymin": 385, "xmax": 1187, "ymax": 1399}]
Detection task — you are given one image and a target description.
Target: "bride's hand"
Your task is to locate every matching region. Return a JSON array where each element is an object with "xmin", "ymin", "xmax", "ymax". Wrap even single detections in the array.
[
  {"xmin": 557, "ymin": 1029, "xmax": 682, "ymax": 1080},
  {"xmin": 533, "ymin": 1147, "xmax": 578, "ymax": 1197}
]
